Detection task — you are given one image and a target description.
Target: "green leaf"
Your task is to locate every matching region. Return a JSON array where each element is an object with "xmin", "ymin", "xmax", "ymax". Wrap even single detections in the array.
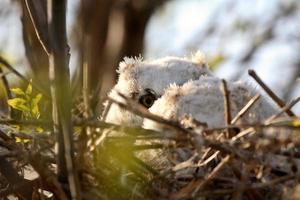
[
  {"xmin": 31, "ymin": 93, "xmax": 42, "ymax": 119},
  {"xmin": 25, "ymin": 81, "xmax": 32, "ymax": 96},
  {"xmin": 15, "ymin": 137, "xmax": 30, "ymax": 143},
  {"xmin": 291, "ymin": 119, "xmax": 300, "ymax": 127},
  {"xmin": 10, "ymin": 88, "xmax": 25, "ymax": 96},
  {"xmin": 35, "ymin": 127, "xmax": 43, "ymax": 133},
  {"xmin": 7, "ymin": 98, "xmax": 30, "ymax": 112}
]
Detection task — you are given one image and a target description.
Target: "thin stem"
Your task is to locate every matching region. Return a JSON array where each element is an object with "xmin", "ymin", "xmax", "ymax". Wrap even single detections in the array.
[
  {"xmin": 248, "ymin": 69, "xmax": 295, "ymax": 116},
  {"xmin": 231, "ymin": 94, "xmax": 260, "ymax": 124}
]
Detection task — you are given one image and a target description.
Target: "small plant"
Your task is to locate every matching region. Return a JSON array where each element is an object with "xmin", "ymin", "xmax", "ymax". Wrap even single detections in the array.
[
  {"xmin": 8, "ymin": 80, "xmax": 42, "ymax": 120},
  {"xmin": 7, "ymin": 81, "xmax": 43, "ymax": 142}
]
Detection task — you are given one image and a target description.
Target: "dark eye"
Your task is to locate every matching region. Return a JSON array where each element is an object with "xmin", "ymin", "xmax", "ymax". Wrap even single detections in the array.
[{"xmin": 139, "ymin": 89, "xmax": 157, "ymax": 108}]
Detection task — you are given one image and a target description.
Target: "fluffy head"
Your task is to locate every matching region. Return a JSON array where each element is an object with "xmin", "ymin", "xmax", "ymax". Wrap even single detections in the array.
[{"xmin": 104, "ymin": 54, "xmax": 211, "ymax": 125}]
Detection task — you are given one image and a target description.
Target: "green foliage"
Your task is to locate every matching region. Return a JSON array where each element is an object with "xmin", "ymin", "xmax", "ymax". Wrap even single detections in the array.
[
  {"xmin": 7, "ymin": 81, "xmax": 44, "ymax": 143},
  {"xmin": 291, "ymin": 119, "xmax": 300, "ymax": 127},
  {"xmin": 8, "ymin": 81, "xmax": 42, "ymax": 120}
]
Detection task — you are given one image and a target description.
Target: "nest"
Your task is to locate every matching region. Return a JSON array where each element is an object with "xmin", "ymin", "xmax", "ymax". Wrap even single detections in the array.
[{"xmin": 0, "ymin": 70, "xmax": 299, "ymax": 200}]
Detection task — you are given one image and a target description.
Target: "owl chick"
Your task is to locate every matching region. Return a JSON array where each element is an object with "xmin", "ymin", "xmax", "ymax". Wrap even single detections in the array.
[
  {"xmin": 143, "ymin": 76, "xmax": 277, "ymax": 130},
  {"xmin": 139, "ymin": 77, "xmax": 278, "ymax": 169},
  {"xmin": 104, "ymin": 53, "xmax": 211, "ymax": 126}
]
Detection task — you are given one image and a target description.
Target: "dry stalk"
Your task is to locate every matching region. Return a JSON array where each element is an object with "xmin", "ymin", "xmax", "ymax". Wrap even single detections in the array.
[
  {"xmin": 266, "ymin": 96, "xmax": 300, "ymax": 124},
  {"xmin": 23, "ymin": 0, "xmax": 51, "ymax": 55},
  {"xmin": 248, "ymin": 69, "xmax": 295, "ymax": 116},
  {"xmin": 172, "ymin": 155, "xmax": 231, "ymax": 199},
  {"xmin": 220, "ymin": 79, "xmax": 232, "ymax": 137},
  {"xmin": 231, "ymin": 94, "xmax": 260, "ymax": 124}
]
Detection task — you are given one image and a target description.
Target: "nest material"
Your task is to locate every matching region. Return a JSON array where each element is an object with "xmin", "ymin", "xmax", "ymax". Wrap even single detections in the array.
[{"xmin": 0, "ymin": 73, "xmax": 299, "ymax": 199}]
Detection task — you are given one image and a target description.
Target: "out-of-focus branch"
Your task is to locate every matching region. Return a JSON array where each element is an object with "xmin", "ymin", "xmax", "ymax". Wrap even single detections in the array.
[
  {"xmin": 23, "ymin": 0, "xmax": 51, "ymax": 55},
  {"xmin": 48, "ymin": 0, "xmax": 81, "ymax": 199},
  {"xmin": 0, "ymin": 60, "xmax": 12, "ymax": 117},
  {"xmin": 21, "ymin": 0, "xmax": 50, "ymax": 94}
]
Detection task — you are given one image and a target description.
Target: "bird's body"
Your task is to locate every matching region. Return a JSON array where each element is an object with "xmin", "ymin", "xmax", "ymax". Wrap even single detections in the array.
[
  {"xmin": 143, "ymin": 76, "xmax": 277, "ymax": 130},
  {"xmin": 140, "ymin": 76, "xmax": 277, "ymax": 168}
]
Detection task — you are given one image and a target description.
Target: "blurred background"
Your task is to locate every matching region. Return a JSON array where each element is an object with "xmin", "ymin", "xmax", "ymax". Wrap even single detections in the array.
[{"xmin": 0, "ymin": 0, "xmax": 299, "ymax": 117}]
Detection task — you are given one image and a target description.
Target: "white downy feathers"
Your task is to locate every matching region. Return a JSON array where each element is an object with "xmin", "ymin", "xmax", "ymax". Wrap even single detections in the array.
[
  {"xmin": 143, "ymin": 76, "xmax": 277, "ymax": 130},
  {"xmin": 104, "ymin": 53, "xmax": 276, "ymax": 128},
  {"xmin": 102, "ymin": 53, "xmax": 278, "ymax": 169},
  {"xmin": 104, "ymin": 53, "xmax": 211, "ymax": 125}
]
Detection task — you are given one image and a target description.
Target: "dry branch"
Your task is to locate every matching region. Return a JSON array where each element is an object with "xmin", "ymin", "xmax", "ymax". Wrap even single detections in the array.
[
  {"xmin": 231, "ymin": 94, "xmax": 260, "ymax": 124},
  {"xmin": 248, "ymin": 69, "xmax": 295, "ymax": 116}
]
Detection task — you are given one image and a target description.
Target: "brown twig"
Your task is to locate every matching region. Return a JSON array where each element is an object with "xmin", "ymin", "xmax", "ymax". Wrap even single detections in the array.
[
  {"xmin": 220, "ymin": 79, "xmax": 232, "ymax": 125},
  {"xmin": 23, "ymin": 0, "xmax": 51, "ymax": 55},
  {"xmin": 172, "ymin": 155, "xmax": 231, "ymax": 199},
  {"xmin": 266, "ymin": 96, "xmax": 300, "ymax": 124},
  {"xmin": 248, "ymin": 69, "xmax": 295, "ymax": 116},
  {"xmin": 231, "ymin": 94, "xmax": 261, "ymax": 124},
  {"xmin": 220, "ymin": 79, "xmax": 233, "ymax": 137},
  {"xmin": 108, "ymin": 92, "xmax": 187, "ymax": 133}
]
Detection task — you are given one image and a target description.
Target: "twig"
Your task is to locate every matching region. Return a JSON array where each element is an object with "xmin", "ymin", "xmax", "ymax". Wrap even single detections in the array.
[
  {"xmin": 23, "ymin": 0, "xmax": 51, "ymax": 55},
  {"xmin": 0, "ymin": 151, "xmax": 18, "ymax": 158},
  {"xmin": 0, "ymin": 118, "xmax": 50, "ymax": 126},
  {"xmin": 248, "ymin": 69, "xmax": 295, "ymax": 116},
  {"xmin": 132, "ymin": 156, "xmax": 159, "ymax": 175},
  {"xmin": 231, "ymin": 94, "xmax": 261, "ymax": 124},
  {"xmin": 220, "ymin": 79, "xmax": 233, "ymax": 137},
  {"xmin": 77, "ymin": 61, "xmax": 93, "ymax": 170},
  {"xmin": 231, "ymin": 128, "xmax": 255, "ymax": 142},
  {"xmin": 0, "ymin": 129, "xmax": 12, "ymax": 141},
  {"xmin": 100, "ymin": 98, "xmax": 112, "ymax": 121},
  {"xmin": 250, "ymin": 173, "xmax": 296, "ymax": 189},
  {"xmin": 172, "ymin": 155, "xmax": 231, "ymax": 199},
  {"xmin": 265, "ymin": 96, "xmax": 300, "ymax": 124},
  {"xmin": 232, "ymin": 164, "xmax": 248, "ymax": 200},
  {"xmin": 220, "ymin": 79, "xmax": 232, "ymax": 125},
  {"xmin": 108, "ymin": 92, "xmax": 187, "ymax": 133}
]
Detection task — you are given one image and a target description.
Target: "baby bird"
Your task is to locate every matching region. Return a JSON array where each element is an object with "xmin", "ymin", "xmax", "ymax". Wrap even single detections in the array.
[
  {"xmin": 104, "ymin": 53, "xmax": 211, "ymax": 126},
  {"xmin": 143, "ymin": 76, "xmax": 277, "ymax": 130},
  {"xmin": 141, "ymin": 76, "xmax": 278, "ymax": 169}
]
